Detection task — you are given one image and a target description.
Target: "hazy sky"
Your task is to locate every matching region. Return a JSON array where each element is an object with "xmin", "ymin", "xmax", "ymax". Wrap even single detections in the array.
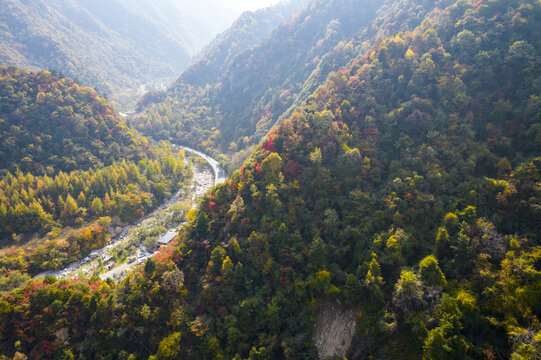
[{"xmin": 226, "ymin": 0, "xmax": 283, "ymax": 12}]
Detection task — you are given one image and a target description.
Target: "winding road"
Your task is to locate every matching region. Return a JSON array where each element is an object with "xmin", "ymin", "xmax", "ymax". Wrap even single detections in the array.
[
  {"xmin": 176, "ymin": 145, "xmax": 227, "ymax": 183},
  {"xmin": 35, "ymin": 146, "xmax": 226, "ymax": 280}
]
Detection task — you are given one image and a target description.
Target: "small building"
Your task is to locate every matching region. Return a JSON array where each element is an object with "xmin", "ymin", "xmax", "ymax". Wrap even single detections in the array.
[{"xmin": 157, "ymin": 231, "xmax": 177, "ymax": 246}]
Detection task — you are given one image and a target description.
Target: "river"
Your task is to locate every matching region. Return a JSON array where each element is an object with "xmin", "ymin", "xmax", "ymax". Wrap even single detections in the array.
[{"xmin": 35, "ymin": 146, "xmax": 225, "ymax": 280}]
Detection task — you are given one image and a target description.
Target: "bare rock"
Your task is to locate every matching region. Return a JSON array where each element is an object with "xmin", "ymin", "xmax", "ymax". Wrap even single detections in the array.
[
  {"xmin": 313, "ymin": 299, "xmax": 357, "ymax": 359},
  {"xmin": 114, "ymin": 226, "xmax": 123, "ymax": 236}
]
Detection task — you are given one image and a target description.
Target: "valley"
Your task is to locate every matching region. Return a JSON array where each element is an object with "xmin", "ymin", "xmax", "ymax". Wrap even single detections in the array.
[{"xmin": 1, "ymin": 0, "xmax": 541, "ymax": 359}]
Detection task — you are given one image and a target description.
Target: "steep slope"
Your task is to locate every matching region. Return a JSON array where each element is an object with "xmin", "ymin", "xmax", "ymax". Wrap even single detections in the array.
[
  {"xmin": 1, "ymin": 0, "xmax": 541, "ymax": 359},
  {"xmin": 0, "ymin": 0, "xmax": 237, "ymax": 109},
  {"xmin": 177, "ymin": 0, "xmax": 309, "ymax": 89},
  {"xmin": 145, "ymin": 0, "xmax": 540, "ymax": 357},
  {"xmin": 136, "ymin": 0, "xmax": 308, "ymax": 111},
  {"xmin": 133, "ymin": 0, "xmax": 383, "ymax": 162},
  {"xmin": 132, "ymin": 0, "xmax": 449, "ymax": 169},
  {"xmin": 170, "ymin": 0, "xmax": 247, "ymax": 50},
  {"xmin": 0, "ymin": 66, "xmax": 146, "ymax": 175}
]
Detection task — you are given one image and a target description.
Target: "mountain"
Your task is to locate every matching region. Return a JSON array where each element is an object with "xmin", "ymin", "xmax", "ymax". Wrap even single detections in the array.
[
  {"xmin": 169, "ymin": 0, "xmax": 246, "ymax": 50},
  {"xmin": 125, "ymin": 0, "xmax": 540, "ymax": 357},
  {"xmin": 132, "ymin": 0, "xmax": 449, "ymax": 169},
  {"xmin": 177, "ymin": 0, "xmax": 309, "ymax": 89},
  {"xmin": 135, "ymin": 0, "xmax": 308, "ymax": 111},
  {"xmin": 0, "ymin": 0, "xmax": 239, "ymax": 109},
  {"xmin": 2, "ymin": 0, "xmax": 541, "ymax": 359},
  {"xmin": 0, "ymin": 66, "xmax": 192, "ymax": 284},
  {"xmin": 0, "ymin": 66, "xmax": 146, "ymax": 175}
]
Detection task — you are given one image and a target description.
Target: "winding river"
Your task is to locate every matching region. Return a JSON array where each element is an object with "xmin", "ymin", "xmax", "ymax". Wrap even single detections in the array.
[{"xmin": 35, "ymin": 146, "xmax": 226, "ymax": 280}]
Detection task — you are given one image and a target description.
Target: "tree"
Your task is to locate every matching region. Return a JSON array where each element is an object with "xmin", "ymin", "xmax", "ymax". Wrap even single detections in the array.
[
  {"xmin": 144, "ymin": 257, "xmax": 157, "ymax": 277},
  {"xmin": 210, "ymin": 246, "xmax": 226, "ymax": 274},
  {"xmin": 505, "ymin": 41, "xmax": 535, "ymax": 75},
  {"xmin": 221, "ymin": 256, "xmax": 234, "ymax": 278},
  {"xmin": 364, "ymin": 253, "xmax": 384, "ymax": 290},
  {"xmin": 227, "ymin": 195, "xmax": 245, "ymax": 223},
  {"xmin": 76, "ymin": 191, "xmax": 86, "ymax": 206},
  {"xmin": 90, "ymin": 198, "xmax": 103, "ymax": 216},
  {"xmin": 309, "ymin": 235, "xmax": 327, "ymax": 268},
  {"xmin": 423, "ymin": 295, "xmax": 468, "ymax": 360},
  {"xmin": 392, "ymin": 270, "xmax": 424, "ymax": 315},
  {"xmin": 364, "ymin": 253, "xmax": 385, "ymax": 304},
  {"xmin": 442, "ymin": 213, "xmax": 459, "ymax": 233},
  {"xmin": 458, "ymin": 206, "xmax": 476, "ymax": 225},
  {"xmin": 309, "ymin": 147, "xmax": 322, "ymax": 165},
  {"xmin": 510, "ymin": 329, "xmax": 541, "ymax": 360},
  {"xmin": 260, "ymin": 152, "xmax": 283, "ymax": 184},
  {"xmin": 419, "ymin": 255, "xmax": 447, "ymax": 287},
  {"xmin": 193, "ymin": 211, "xmax": 209, "ymax": 239},
  {"xmin": 495, "ymin": 157, "xmax": 512, "ymax": 177},
  {"xmin": 152, "ymin": 182, "xmax": 167, "ymax": 203},
  {"xmin": 103, "ymin": 193, "xmax": 112, "ymax": 214},
  {"xmin": 155, "ymin": 332, "xmax": 182, "ymax": 360},
  {"xmin": 451, "ymin": 29, "xmax": 476, "ymax": 55},
  {"xmin": 61, "ymin": 194, "xmax": 80, "ymax": 223}
]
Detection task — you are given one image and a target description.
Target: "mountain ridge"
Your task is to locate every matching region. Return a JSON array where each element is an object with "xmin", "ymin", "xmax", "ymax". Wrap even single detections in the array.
[
  {"xmin": 0, "ymin": 0, "xmax": 540, "ymax": 359},
  {"xmin": 132, "ymin": 0, "xmax": 454, "ymax": 170},
  {"xmin": 0, "ymin": 0, "xmax": 242, "ymax": 109}
]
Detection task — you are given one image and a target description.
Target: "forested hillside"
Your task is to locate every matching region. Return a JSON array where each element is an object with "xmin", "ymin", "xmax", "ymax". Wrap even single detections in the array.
[
  {"xmin": 136, "ymin": 0, "xmax": 308, "ymax": 111},
  {"xmin": 131, "ymin": 0, "xmax": 453, "ymax": 169},
  {"xmin": 176, "ymin": 0, "xmax": 309, "ymax": 90},
  {"xmin": 0, "ymin": 0, "xmax": 237, "ymax": 108},
  {"xmin": 0, "ymin": 67, "xmax": 146, "ymax": 175},
  {"xmin": 1, "ymin": 0, "xmax": 541, "ymax": 359},
  {"xmin": 0, "ymin": 67, "xmax": 193, "ymax": 293},
  {"xmin": 132, "ymin": 0, "xmax": 382, "ymax": 164}
]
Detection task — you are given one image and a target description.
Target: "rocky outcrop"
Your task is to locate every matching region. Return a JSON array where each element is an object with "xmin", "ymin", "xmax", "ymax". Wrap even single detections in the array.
[{"xmin": 313, "ymin": 299, "xmax": 357, "ymax": 359}]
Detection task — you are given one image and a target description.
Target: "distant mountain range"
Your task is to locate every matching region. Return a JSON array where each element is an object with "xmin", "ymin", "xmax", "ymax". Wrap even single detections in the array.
[{"xmin": 0, "ymin": 0, "xmax": 242, "ymax": 109}]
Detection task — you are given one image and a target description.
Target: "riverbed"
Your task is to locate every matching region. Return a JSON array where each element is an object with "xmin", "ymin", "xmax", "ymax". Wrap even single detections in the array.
[{"xmin": 35, "ymin": 146, "xmax": 225, "ymax": 280}]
